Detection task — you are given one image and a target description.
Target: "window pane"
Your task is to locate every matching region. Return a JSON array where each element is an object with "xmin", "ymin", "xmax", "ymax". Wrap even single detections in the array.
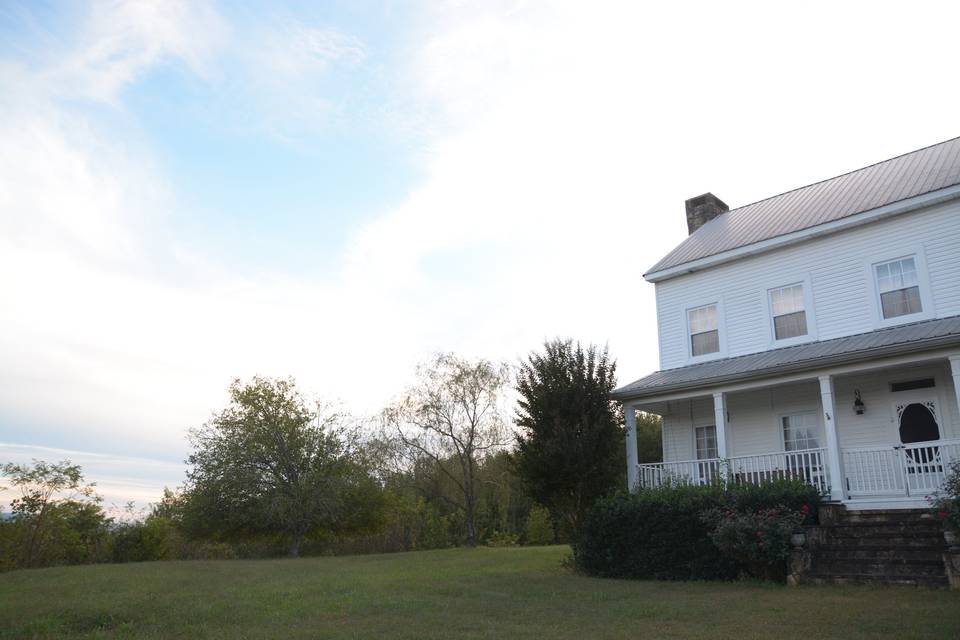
[
  {"xmin": 774, "ymin": 310, "xmax": 808, "ymax": 340},
  {"xmin": 688, "ymin": 304, "xmax": 717, "ymax": 333},
  {"xmin": 876, "ymin": 258, "xmax": 918, "ymax": 293},
  {"xmin": 770, "ymin": 284, "xmax": 804, "ymax": 316},
  {"xmin": 696, "ymin": 425, "xmax": 718, "ymax": 459},
  {"xmin": 691, "ymin": 329, "xmax": 719, "ymax": 356},
  {"xmin": 880, "ymin": 286, "xmax": 922, "ymax": 319},
  {"xmin": 783, "ymin": 413, "xmax": 819, "ymax": 451}
]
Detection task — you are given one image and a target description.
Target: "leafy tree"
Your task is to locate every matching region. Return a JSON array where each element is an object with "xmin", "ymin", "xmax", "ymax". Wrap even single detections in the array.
[
  {"xmin": 635, "ymin": 411, "xmax": 663, "ymax": 464},
  {"xmin": 384, "ymin": 353, "xmax": 511, "ymax": 546},
  {"xmin": 184, "ymin": 376, "xmax": 385, "ymax": 556},
  {"xmin": 523, "ymin": 504, "xmax": 554, "ymax": 545},
  {"xmin": 514, "ymin": 340, "xmax": 623, "ymax": 539},
  {"xmin": 1, "ymin": 459, "xmax": 110, "ymax": 569}
]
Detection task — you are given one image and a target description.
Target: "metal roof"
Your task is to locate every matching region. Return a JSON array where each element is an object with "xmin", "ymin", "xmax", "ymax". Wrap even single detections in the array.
[
  {"xmin": 612, "ymin": 316, "xmax": 960, "ymax": 401},
  {"xmin": 646, "ymin": 136, "xmax": 960, "ymax": 276}
]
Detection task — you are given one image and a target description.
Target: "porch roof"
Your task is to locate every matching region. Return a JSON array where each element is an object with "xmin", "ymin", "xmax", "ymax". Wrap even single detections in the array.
[{"xmin": 612, "ymin": 315, "xmax": 960, "ymax": 402}]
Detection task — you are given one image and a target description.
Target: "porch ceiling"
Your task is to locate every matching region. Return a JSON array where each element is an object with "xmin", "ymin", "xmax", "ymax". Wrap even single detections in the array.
[{"xmin": 613, "ymin": 315, "xmax": 960, "ymax": 402}]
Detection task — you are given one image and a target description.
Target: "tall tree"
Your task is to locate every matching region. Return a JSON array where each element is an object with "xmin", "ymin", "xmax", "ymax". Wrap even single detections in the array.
[
  {"xmin": 184, "ymin": 376, "xmax": 383, "ymax": 556},
  {"xmin": 384, "ymin": 353, "xmax": 510, "ymax": 546},
  {"xmin": 514, "ymin": 340, "xmax": 623, "ymax": 539}
]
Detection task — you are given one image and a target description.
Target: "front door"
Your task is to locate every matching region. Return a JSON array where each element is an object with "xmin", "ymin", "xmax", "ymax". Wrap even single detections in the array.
[{"xmin": 894, "ymin": 397, "xmax": 943, "ymax": 494}]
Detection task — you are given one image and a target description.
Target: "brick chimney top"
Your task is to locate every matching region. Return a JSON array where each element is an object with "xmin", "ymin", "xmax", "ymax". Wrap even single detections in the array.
[{"xmin": 685, "ymin": 193, "xmax": 728, "ymax": 235}]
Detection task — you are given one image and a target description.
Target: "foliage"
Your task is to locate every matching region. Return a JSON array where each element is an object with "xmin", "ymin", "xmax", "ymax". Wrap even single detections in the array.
[
  {"xmin": 721, "ymin": 479, "xmax": 821, "ymax": 525},
  {"xmin": 575, "ymin": 485, "xmax": 736, "ymax": 580},
  {"xmin": 515, "ymin": 339, "xmax": 623, "ymax": 540},
  {"xmin": 928, "ymin": 459, "xmax": 960, "ymax": 532},
  {"xmin": 523, "ymin": 504, "xmax": 554, "ymax": 545},
  {"xmin": 486, "ymin": 531, "xmax": 519, "ymax": 547},
  {"xmin": 183, "ymin": 376, "xmax": 386, "ymax": 556},
  {"xmin": 384, "ymin": 353, "xmax": 511, "ymax": 546},
  {"xmin": 703, "ymin": 505, "xmax": 806, "ymax": 580},
  {"xmin": 635, "ymin": 411, "xmax": 664, "ymax": 464},
  {"xmin": 575, "ymin": 480, "xmax": 822, "ymax": 581},
  {"xmin": 0, "ymin": 460, "xmax": 111, "ymax": 570}
]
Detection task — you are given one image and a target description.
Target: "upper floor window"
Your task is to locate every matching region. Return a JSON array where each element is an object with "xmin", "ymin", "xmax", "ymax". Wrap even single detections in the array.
[
  {"xmin": 875, "ymin": 256, "xmax": 922, "ymax": 319},
  {"xmin": 688, "ymin": 304, "xmax": 719, "ymax": 356},
  {"xmin": 769, "ymin": 283, "xmax": 808, "ymax": 340}
]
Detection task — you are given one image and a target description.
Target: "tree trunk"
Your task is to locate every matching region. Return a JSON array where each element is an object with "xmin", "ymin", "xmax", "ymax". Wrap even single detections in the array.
[{"xmin": 289, "ymin": 531, "xmax": 304, "ymax": 557}]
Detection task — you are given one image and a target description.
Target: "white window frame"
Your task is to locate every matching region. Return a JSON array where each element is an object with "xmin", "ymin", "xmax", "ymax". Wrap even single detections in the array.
[
  {"xmin": 682, "ymin": 299, "xmax": 727, "ymax": 364},
  {"xmin": 778, "ymin": 410, "xmax": 821, "ymax": 452},
  {"xmin": 694, "ymin": 424, "xmax": 719, "ymax": 460},
  {"xmin": 866, "ymin": 247, "xmax": 934, "ymax": 328},
  {"xmin": 765, "ymin": 275, "xmax": 817, "ymax": 347}
]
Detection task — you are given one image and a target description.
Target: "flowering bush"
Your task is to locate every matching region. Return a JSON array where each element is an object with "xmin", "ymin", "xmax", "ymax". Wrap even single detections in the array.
[
  {"xmin": 704, "ymin": 505, "xmax": 806, "ymax": 580},
  {"xmin": 928, "ymin": 460, "xmax": 960, "ymax": 532}
]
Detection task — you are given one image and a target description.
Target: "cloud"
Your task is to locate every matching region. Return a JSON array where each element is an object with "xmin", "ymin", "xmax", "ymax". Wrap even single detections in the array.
[{"xmin": 3, "ymin": 0, "xmax": 960, "ymax": 510}]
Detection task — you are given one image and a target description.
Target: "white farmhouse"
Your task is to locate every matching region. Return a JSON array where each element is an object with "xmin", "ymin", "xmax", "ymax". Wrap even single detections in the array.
[{"xmin": 614, "ymin": 137, "xmax": 960, "ymax": 513}]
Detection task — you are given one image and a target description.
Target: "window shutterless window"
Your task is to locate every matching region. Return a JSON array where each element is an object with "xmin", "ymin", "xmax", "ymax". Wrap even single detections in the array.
[
  {"xmin": 875, "ymin": 257, "xmax": 922, "ymax": 319},
  {"xmin": 782, "ymin": 413, "xmax": 819, "ymax": 451},
  {"xmin": 688, "ymin": 304, "xmax": 719, "ymax": 356},
  {"xmin": 695, "ymin": 425, "xmax": 718, "ymax": 459},
  {"xmin": 769, "ymin": 283, "xmax": 807, "ymax": 340}
]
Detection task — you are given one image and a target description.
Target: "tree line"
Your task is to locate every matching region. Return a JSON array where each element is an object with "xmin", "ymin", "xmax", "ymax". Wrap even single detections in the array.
[{"xmin": 0, "ymin": 340, "xmax": 663, "ymax": 570}]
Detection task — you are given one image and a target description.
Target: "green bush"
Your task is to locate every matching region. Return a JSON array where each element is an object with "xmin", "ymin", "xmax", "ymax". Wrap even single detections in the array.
[
  {"xmin": 575, "ymin": 480, "xmax": 821, "ymax": 581},
  {"xmin": 928, "ymin": 460, "xmax": 960, "ymax": 532},
  {"xmin": 523, "ymin": 505, "xmax": 554, "ymax": 545},
  {"xmin": 575, "ymin": 484, "xmax": 736, "ymax": 580},
  {"xmin": 704, "ymin": 505, "xmax": 805, "ymax": 581},
  {"xmin": 486, "ymin": 531, "xmax": 519, "ymax": 547}
]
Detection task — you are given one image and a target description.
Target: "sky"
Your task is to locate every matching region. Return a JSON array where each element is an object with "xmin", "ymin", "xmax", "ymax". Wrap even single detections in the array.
[{"xmin": 2, "ymin": 0, "xmax": 960, "ymax": 511}]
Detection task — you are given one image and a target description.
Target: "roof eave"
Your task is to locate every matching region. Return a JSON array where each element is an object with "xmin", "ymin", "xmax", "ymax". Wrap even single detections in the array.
[{"xmin": 611, "ymin": 332, "xmax": 960, "ymax": 403}]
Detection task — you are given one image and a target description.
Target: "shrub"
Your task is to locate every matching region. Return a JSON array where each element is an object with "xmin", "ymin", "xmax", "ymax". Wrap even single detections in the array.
[
  {"xmin": 575, "ymin": 484, "xmax": 736, "ymax": 581},
  {"xmin": 487, "ymin": 531, "xmax": 519, "ymax": 547},
  {"xmin": 523, "ymin": 505, "xmax": 554, "ymax": 545},
  {"xmin": 929, "ymin": 460, "xmax": 960, "ymax": 532},
  {"xmin": 575, "ymin": 479, "xmax": 821, "ymax": 581},
  {"xmin": 723, "ymin": 480, "xmax": 820, "ymax": 525},
  {"xmin": 704, "ymin": 505, "xmax": 805, "ymax": 581}
]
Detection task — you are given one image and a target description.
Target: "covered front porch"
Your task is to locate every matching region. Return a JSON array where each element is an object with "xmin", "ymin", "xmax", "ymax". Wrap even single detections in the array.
[{"xmin": 624, "ymin": 351, "xmax": 960, "ymax": 508}]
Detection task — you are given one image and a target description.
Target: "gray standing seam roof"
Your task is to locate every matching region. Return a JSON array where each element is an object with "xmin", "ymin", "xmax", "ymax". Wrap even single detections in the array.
[
  {"xmin": 611, "ymin": 316, "xmax": 960, "ymax": 401},
  {"xmin": 646, "ymin": 136, "xmax": 960, "ymax": 276}
]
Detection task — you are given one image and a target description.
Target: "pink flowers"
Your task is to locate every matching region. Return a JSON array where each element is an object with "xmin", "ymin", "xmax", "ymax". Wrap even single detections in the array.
[{"xmin": 938, "ymin": 510, "xmax": 949, "ymax": 519}]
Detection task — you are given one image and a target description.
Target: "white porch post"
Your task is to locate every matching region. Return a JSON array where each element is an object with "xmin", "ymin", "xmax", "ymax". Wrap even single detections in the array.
[
  {"xmin": 624, "ymin": 404, "xmax": 639, "ymax": 492},
  {"xmin": 818, "ymin": 375, "xmax": 846, "ymax": 501},
  {"xmin": 949, "ymin": 355, "xmax": 960, "ymax": 416},
  {"xmin": 712, "ymin": 392, "xmax": 729, "ymax": 460}
]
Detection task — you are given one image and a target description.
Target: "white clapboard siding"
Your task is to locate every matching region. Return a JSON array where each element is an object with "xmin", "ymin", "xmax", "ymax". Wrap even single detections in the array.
[{"xmin": 655, "ymin": 197, "xmax": 960, "ymax": 370}]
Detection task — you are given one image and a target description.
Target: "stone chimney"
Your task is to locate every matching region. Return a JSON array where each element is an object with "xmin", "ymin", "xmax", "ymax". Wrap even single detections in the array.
[{"xmin": 685, "ymin": 193, "xmax": 729, "ymax": 235}]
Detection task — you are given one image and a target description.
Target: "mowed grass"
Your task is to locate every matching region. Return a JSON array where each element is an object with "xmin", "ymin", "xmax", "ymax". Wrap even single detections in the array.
[{"xmin": 1, "ymin": 546, "xmax": 959, "ymax": 639}]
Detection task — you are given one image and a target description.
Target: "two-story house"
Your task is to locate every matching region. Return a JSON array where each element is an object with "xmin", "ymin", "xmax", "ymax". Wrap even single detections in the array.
[{"xmin": 613, "ymin": 137, "xmax": 960, "ymax": 510}]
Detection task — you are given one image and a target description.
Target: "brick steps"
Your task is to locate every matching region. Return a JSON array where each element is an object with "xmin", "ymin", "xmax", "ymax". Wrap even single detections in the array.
[{"xmin": 807, "ymin": 507, "xmax": 947, "ymax": 587}]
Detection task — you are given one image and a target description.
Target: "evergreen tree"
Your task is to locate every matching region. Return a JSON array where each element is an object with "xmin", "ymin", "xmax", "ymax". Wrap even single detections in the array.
[{"xmin": 514, "ymin": 340, "xmax": 623, "ymax": 539}]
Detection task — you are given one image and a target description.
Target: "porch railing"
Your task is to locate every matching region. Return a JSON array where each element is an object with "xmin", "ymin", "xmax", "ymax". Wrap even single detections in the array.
[
  {"xmin": 726, "ymin": 448, "xmax": 830, "ymax": 495},
  {"xmin": 636, "ymin": 447, "xmax": 829, "ymax": 494},
  {"xmin": 842, "ymin": 438, "xmax": 960, "ymax": 498}
]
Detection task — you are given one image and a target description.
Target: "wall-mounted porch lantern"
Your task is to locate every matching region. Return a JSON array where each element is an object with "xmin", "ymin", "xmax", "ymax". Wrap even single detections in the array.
[{"xmin": 853, "ymin": 389, "xmax": 865, "ymax": 415}]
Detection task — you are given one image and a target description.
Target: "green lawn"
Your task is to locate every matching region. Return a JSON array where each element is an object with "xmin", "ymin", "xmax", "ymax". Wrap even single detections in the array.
[{"xmin": 1, "ymin": 546, "xmax": 958, "ymax": 639}]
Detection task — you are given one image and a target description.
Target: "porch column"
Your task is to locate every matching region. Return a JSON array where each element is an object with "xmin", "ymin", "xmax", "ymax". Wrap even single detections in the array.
[
  {"xmin": 712, "ymin": 392, "xmax": 729, "ymax": 460},
  {"xmin": 818, "ymin": 375, "xmax": 845, "ymax": 501},
  {"xmin": 949, "ymin": 355, "xmax": 960, "ymax": 415},
  {"xmin": 624, "ymin": 404, "xmax": 639, "ymax": 492}
]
